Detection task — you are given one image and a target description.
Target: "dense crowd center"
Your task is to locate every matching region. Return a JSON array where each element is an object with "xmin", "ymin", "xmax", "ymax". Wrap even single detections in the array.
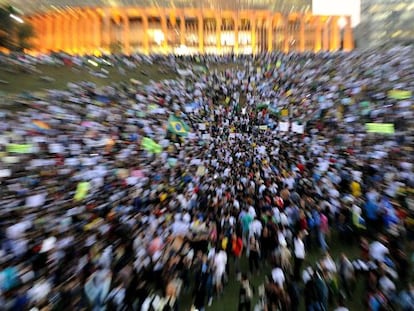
[{"xmin": 0, "ymin": 50, "xmax": 413, "ymax": 311}]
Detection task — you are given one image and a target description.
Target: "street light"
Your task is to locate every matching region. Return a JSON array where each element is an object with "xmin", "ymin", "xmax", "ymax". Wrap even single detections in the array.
[{"xmin": 10, "ymin": 14, "xmax": 24, "ymax": 24}]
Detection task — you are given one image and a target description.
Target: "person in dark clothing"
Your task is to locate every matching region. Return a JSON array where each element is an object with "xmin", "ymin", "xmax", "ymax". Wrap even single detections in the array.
[
  {"xmin": 238, "ymin": 273, "xmax": 253, "ymax": 311},
  {"xmin": 193, "ymin": 254, "xmax": 210, "ymax": 311},
  {"xmin": 286, "ymin": 278, "xmax": 300, "ymax": 311},
  {"xmin": 248, "ymin": 236, "xmax": 260, "ymax": 275}
]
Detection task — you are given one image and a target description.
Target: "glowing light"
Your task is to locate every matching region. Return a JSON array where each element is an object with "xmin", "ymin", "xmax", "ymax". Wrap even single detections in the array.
[
  {"xmin": 10, "ymin": 14, "xmax": 24, "ymax": 24},
  {"xmin": 338, "ymin": 17, "xmax": 347, "ymax": 29},
  {"xmin": 87, "ymin": 59, "xmax": 98, "ymax": 67},
  {"xmin": 102, "ymin": 59, "xmax": 112, "ymax": 66},
  {"xmin": 152, "ymin": 30, "xmax": 165, "ymax": 45},
  {"xmin": 175, "ymin": 45, "xmax": 191, "ymax": 55}
]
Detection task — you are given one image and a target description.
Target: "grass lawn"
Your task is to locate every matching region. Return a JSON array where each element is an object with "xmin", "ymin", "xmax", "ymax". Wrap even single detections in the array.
[
  {"xmin": 0, "ymin": 62, "xmax": 178, "ymax": 96},
  {"xmin": 0, "ymin": 61, "xmax": 237, "ymax": 97}
]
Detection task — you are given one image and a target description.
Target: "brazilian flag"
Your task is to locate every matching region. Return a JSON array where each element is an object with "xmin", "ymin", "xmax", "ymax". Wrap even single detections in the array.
[{"xmin": 167, "ymin": 115, "xmax": 190, "ymax": 137}]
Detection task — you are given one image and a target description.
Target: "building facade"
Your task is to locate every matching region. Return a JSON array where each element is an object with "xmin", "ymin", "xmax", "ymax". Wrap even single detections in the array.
[{"xmin": 27, "ymin": 7, "xmax": 353, "ymax": 55}]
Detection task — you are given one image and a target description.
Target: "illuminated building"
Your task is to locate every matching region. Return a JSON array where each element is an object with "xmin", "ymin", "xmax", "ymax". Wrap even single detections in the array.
[{"xmin": 4, "ymin": 0, "xmax": 354, "ymax": 54}]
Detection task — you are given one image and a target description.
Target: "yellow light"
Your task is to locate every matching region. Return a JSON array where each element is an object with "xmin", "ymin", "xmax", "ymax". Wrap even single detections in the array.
[
  {"xmin": 93, "ymin": 50, "xmax": 102, "ymax": 57},
  {"xmin": 152, "ymin": 30, "xmax": 165, "ymax": 45}
]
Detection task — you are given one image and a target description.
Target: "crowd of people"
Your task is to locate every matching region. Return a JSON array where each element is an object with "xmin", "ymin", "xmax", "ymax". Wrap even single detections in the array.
[{"xmin": 0, "ymin": 48, "xmax": 413, "ymax": 311}]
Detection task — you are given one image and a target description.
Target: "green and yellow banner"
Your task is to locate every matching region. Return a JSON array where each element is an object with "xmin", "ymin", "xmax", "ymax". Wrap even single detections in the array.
[
  {"xmin": 365, "ymin": 123, "xmax": 395, "ymax": 134},
  {"xmin": 388, "ymin": 90, "xmax": 412, "ymax": 100},
  {"xmin": 6, "ymin": 144, "xmax": 33, "ymax": 154}
]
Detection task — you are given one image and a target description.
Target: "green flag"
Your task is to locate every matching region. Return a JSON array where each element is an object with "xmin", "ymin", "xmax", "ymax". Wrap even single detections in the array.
[
  {"xmin": 74, "ymin": 181, "xmax": 90, "ymax": 201},
  {"xmin": 141, "ymin": 137, "xmax": 162, "ymax": 154},
  {"xmin": 167, "ymin": 115, "xmax": 190, "ymax": 137},
  {"xmin": 255, "ymin": 102, "xmax": 269, "ymax": 110}
]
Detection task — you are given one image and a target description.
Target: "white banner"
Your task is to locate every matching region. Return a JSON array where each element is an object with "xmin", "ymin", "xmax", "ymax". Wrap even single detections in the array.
[
  {"xmin": 278, "ymin": 122, "xmax": 290, "ymax": 132},
  {"xmin": 292, "ymin": 122, "xmax": 305, "ymax": 134}
]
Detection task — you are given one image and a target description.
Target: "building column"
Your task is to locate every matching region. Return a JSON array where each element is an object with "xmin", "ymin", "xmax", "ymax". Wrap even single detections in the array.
[
  {"xmin": 142, "ymin": 12, "xmax": 150, "ymax": 54},
  {"xmin": 29, "ymin": 16, "xmax": 40, "ymax": 51},
  {"xmin": 44, "ymin": 15, "xmax": 53, "ymax": 51},
  {"xmin": 329, "ymin": 16, "xmax": 339, "ymax": 51},
  {"xmin": 233, "ymin": 13, "xmax": 239, "ymax": 54},
  {"xmin": 179, "ymin": 13, "xmax": 185, "ymax": 47},
  {"xmin": 267, "ymin": 16, "xmax": 273, "ymax": 53},
  {"xmin": 38, "ymin": 15, "xmax": 48, "ymax": 53},
  {"xmin": 169, "ymin": 9, "xmax": 176, "ymax": 28},
  {"xmin": 197, "ymin": 12, "xmax": 204, "ymax": 53},
  {"xmin": 71, "ymin": 13, "xmax": 80, "ymax": 54},
  {"xmin": 322, "ymin": 18, "xmax": 329, "ymax": 51},
  {"xmin": 299, "ymin": 15, "xmax": 305, "ymax": 52},
  {"xmin": 160, "ymin": 10, "xmax": 168, "ymax": 51},
  {"xmin": 86, "ymin": 10, "xmax": 96, "ymax": 52},
  {"xmin": 102, "ymin": 10, "xmax": 111, "ymax": 52},
  {"xmin": 60, "ymin": 13, "xmax": 69, "ymax": 53},
  {"xmin": 50, "ymin": 14, "xmax": 57, "ymax": 51},
  {"xmin": 85, "ymin": 10, "xmax": 100, "ymax": 53},
  {"xmin": 82, "ymin": 12, "xmax": 91, "ymax": 54},
  {"xmin": 216, "ymin": 14, "xmax": 221, "ymax": 52},
  {"xmin": 57, "ymin": 14, "xmax": 64, "ymax": 52},
  {"xmin": 93, "ymin": 11, "xmax": 102, "ymax": 52},
  {"xmin": 251, "ymin": 15, "xmax": 256, "ymax": 54},
  {"xmin": 314, "ymin": 16, "xmax": 322, "ymax": 52},
  {"xmin": 343, "ymin": 15, "xmax": 353, "ymax": 51},
  {"xmin": 122, "ymin": 12, "xmax": 130, "ymax": 55},
  {"xmin": 83, "ymin": 12, "xmax": 91, "ymax": 54},
  {"xmin": 282, "ymin": 17, "xmax": 289, "ymax": 53},
  {"xmin": 77, "ymin": 12, "xmax": 88, "ymax": 54},
  {"xmin": 256, "ymin": 19, "xmax": 261, "ymax": 52}
]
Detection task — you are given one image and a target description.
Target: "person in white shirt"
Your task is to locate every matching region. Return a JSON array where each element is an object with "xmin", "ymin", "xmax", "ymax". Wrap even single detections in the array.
[
  {"xmin": 379, "ymin": 271, "xmax": 396, "ymax": 299},
  {"xmin": 293, "ymin": 231, "xmax": 306, "ymax": 281},
  {"xmin": 271, "ymin": 266, "xmax": 285, "ymax": 288},
  {"xmin": 370, "ymin": 239, "xmax": 389, "ymax": 263},
  {"xmin": 213, "ymin": 248, "xmax": 227, "ymax": 295},
  {"xmin": 250, "ymin": 218, "xmax": 263, "ymax": 238}
]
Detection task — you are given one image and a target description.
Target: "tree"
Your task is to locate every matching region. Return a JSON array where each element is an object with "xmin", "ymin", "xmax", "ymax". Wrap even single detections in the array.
[
  {"xmin": 16, "ymin": 23, "xmax": 34, "ymax": 51},
  {"xmin": 0, "ymin": 4, "xmax": 35, "ymax": 51},
  {"xmin": 0, "ymin": 5, "xmax": 14, "ymax": 49}
]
